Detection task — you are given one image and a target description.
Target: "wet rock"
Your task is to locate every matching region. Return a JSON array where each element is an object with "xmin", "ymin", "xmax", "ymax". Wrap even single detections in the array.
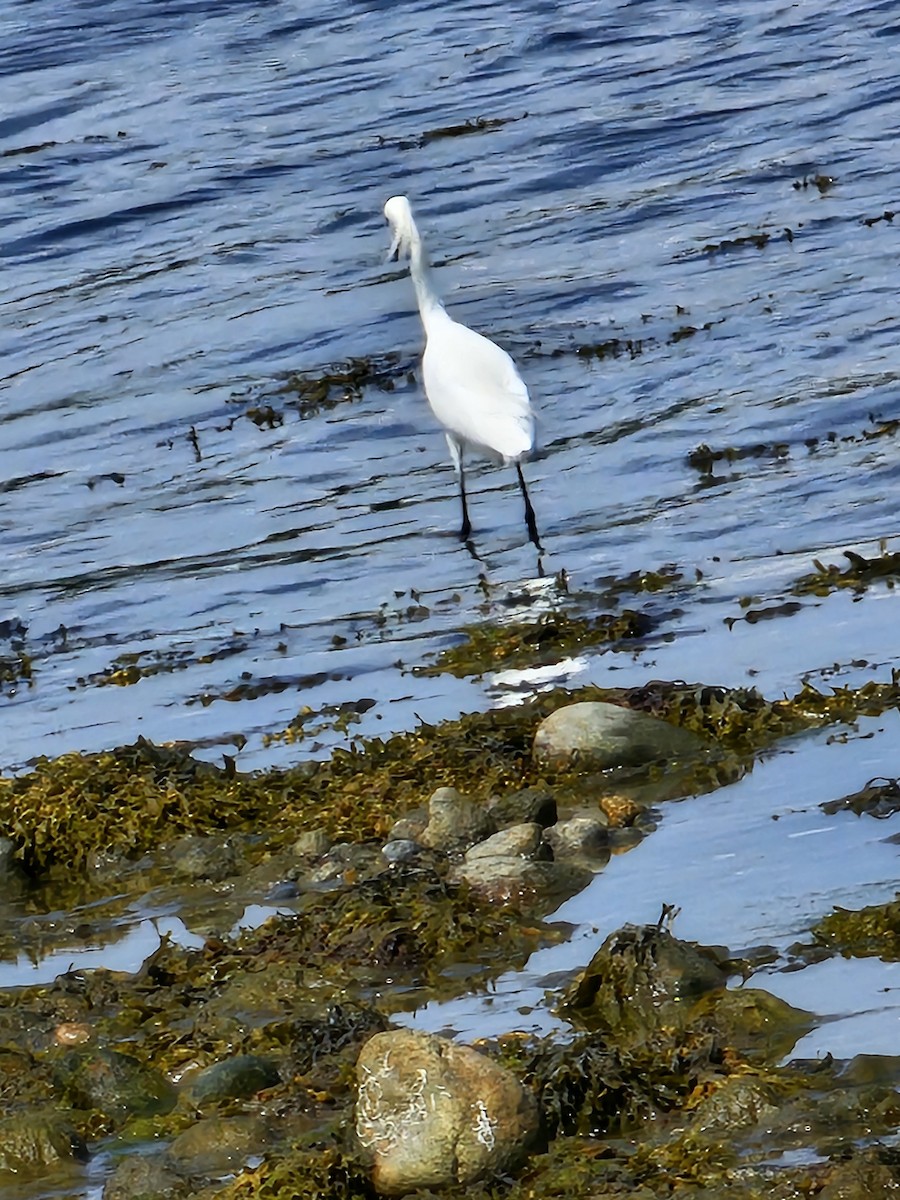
[
  {"xmin": 265, "ymin": 878, "xmax": 300, "ymax": 901},
  {"xmin": 292, "ymin": 828, "xmax": 331, "ymax": 857},
  {"xmin": 355, "ymin": 1029, "xmax": 539, "ymax": 1194},
  {"xmin": 698, "ymin": 987, "xmax": 813, "ymax": 1061},
  {"xmin": 452, "ymin": 824, "xmax": 590, "ymax": 903},
  {"xmin": 466, "ymin": 823, "xmax": 549, "ymax": 861},
  {"xmin": 381, "ymin": 838, "xmax": 422, "ymax": 864},
  {"xmin": 0, "ymin": 1111, "xmax": 88, "ymax": 1174},
  {"xmin": 558, "ymin": 923, "xmax": 730, "ymax": 1044},
  {"xmin": 819, "ymin": 1147, "xmax": 900, "ymax": 1199},
  {"xmin": 169, "ymin": 833, "xmax": 240, "ymax": 882},
  {"xmin": 183, "ymin": 1054, "xmax": 280, "ymax": 1109},
  {"xmin": 688, "ymin": 1074, "xmax": 781, "ymax": 1132},
  {"xmin": 419, "ymin": 786, "xmax": 495, "ymax": 851},
  {"xmin": 840, "ymin": 1054, "xmax": 900, "ymax": 1086},
  {"xmin": 167, "ymin": 1114, "xmax": 271, "ymax": 1175},
  {"xmin": 533, "ymin": 701, "xmax": 712, "ymax": 769},
  {"xmin": 490, "ymin": 787, "xmax": 557, "ymax": 829},
  {"xmin": 306, "ymin": 841, "xmax": 382, "ymax": 885},
  {"xmin": 54, "ymin": 1021, "xmax": 93, "ymax": 1047},
  {"xmin": 102, "ymin": 1155, "xmax": 187, "ymax": 1200},
  {"xmin": 53, "ymin": 1048, "xmax": 177, "ymax": 1122},
  {"xmin": 544, "ymin": 816, "xmax": 610, "ymax": 860}
]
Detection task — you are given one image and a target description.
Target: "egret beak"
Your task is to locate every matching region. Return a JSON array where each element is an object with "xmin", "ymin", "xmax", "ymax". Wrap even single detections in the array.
[{"xmin": 387, "ymin": 233, "xmax": 401, "ymax": 262}]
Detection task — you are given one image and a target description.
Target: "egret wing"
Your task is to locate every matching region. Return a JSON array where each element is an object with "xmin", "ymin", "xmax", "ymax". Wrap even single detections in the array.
[{"xmin": 422, "ymin": 319, "xmax": 533, "ymax": 461}]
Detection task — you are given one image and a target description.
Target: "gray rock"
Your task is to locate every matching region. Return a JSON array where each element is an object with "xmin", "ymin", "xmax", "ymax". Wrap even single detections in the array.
[
  {"xmin": 452, "ymin": 825, "xmax": 589, "ymax": 902},
  {"xmin": 419, "ymin": 787, "xmax": 495, "ymax": 851},
  {"xmin": 453, "ymin": 854, "xmax": 591, "ymax": 904},
  {"xmin": 381, "ymin": 839, "xmax": 422, "ymax": 864},
  {"xmin": 356, "ymin": 1029, "xmax": 539, "ymax": 1193},
  {"xmin": 265, "ymin": 879, "xmax": 300, "ymax": 901},
  {"xmin": 490, "ymin": 787, "xmax": 557, "ymax": 829},
  {"xmin": 533, "ymin": 701, "xmax": 711, "ymax": 769},
  {"xmin": 465, "ymin": 823, "xmax": 548, "ymax": 862},
  {"xmin": 544, "ymin": 816, "xmax": 610, "ymax": 860}
]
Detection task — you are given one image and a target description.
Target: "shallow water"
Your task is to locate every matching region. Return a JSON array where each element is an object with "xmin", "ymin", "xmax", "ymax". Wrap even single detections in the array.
[{"xmin": 2, "ymin": 0, "xmax": 900, "ymax": 1125}]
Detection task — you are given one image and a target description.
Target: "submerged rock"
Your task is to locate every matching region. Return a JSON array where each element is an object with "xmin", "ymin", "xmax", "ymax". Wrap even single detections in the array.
[
  {"xmin": 168, "ymin": 1114, "xmax": 272, "ymax": 1174},
  {"xmin": 53, "ymin": 1048, "xmax": 177, "ymax": 1123},
  {"xmin": 102, "ymin": 1155, "xmax": 187, "ymax": 1200},
  {"xmin": 0, "ymin": 1111, "xmax": 88, "ymax": 1175},
  {"xmin": 355, "ymin": 1028, "xmax": 539, "ymax": 1194},
  {"xmin": 533, "ymin": 701, "xmax": 712, "ymax": 769},
  {"xmin": 169, "ymin": 833, "xmax": 240, "ymax": 882}
]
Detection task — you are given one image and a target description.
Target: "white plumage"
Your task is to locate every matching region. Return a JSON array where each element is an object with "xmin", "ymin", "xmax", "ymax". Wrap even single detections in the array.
[{"xmin": 383, "ymin": 195, "xmax": 540, "ymax": 547}]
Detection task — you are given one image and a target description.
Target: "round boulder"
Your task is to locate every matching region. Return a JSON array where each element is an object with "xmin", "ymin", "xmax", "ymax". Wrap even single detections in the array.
[
  {"xmin": 533, "ymin": 701, "xmax": 711, "ymax": 770},
  {"xmin": 355, "ymin": 1029, "xmax": 539, "ymax": 1194}
]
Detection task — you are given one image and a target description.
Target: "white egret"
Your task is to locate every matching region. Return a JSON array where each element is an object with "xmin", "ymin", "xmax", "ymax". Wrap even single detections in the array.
[{"xmin": 383, "ymin": 195, "xmax": 541, "ymax": 549}]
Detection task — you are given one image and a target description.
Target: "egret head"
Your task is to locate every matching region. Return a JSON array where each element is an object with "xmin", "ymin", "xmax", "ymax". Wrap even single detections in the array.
[{"xmin": 384, "ymin": 195, "xmax": 416, "ymax": 261}]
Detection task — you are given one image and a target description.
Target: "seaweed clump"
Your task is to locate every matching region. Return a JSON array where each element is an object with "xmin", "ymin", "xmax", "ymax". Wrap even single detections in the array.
[
  {"xmin": 793, "ymin": 546, "xmax": 900, "ymax": 596},
  {"xmin": 811, "ymin": 896, "xmax": 900, "ymax": 961},
  {"xmin": 0, "ymin": 618, "xmax": 32, "ymax": 695},
  {"xmin": 821, "ymin": 776, "xmax": 900, "ymax": 819},
  {"xmin": 6, "ymin": 672, "xmax": 900, "ymax": 880},
  {"xmin": 284, "ymin": 355, "xmax": 409, "ymax": 418},
  {"xmin": 213, "ymin": 1145, "xmax": 375, "ymax": 1200},
  {"xmin": 423, "ymin": 609, "xmax": 654, "ymax": 678}
]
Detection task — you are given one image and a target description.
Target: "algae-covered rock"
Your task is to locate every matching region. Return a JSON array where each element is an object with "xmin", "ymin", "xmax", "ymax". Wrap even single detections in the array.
[
  {"xmin": 168, "ymin": 833, "xmax": 240, "ymax": 882},
  {"xmin": 183, "ymin": 1055, "xmax": 280, "ymax": 1108},
  {"xmin": 811, "ymin": 895, "xmax": 900, "ymax": 960},
  {"xmin": 534, "ymin": 701, "xmax": 713, "ymax": 770},
  {"xmin": 53, "ymin": 1047, "xmax": 177, "ymax": 1123},
  {"xmin": 102, "ymin": 1154, "xmax": 188, "ymax": 1200},
  {"xmin": 693, "ymin": 987, "xmax": 813, "ymax": 1061},
  {"xmin": 355, "ymin": 1028, "xmax": 540, "ymax": 1193},
  {"xmin": 168, "ymin": 1114, "xmax": 272, "ymax": 1174},
  {"xmin": 558, "ymin": 922, "xmax": 730, "ymax": 1042},
  {"xmin": 818, "ymin": 1146, "xmax": 900, "ymax": 1199},
  {"xmin": 0, "ymin": 1110, "xmax": 88, "ymax": 1175},
  {"xmin": 688, "ymin": 1073, "xmax": 783, "ymax": 1133}
]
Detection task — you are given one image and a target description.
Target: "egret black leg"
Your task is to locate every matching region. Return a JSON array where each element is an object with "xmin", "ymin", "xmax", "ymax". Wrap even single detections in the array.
[
  {"xmin": 516, "ymin": 463, "xmax": 541, "ymax": 550},
  {"xmin": 458, "ymin": 461, "xmax": 472, "ymax": 541}
]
